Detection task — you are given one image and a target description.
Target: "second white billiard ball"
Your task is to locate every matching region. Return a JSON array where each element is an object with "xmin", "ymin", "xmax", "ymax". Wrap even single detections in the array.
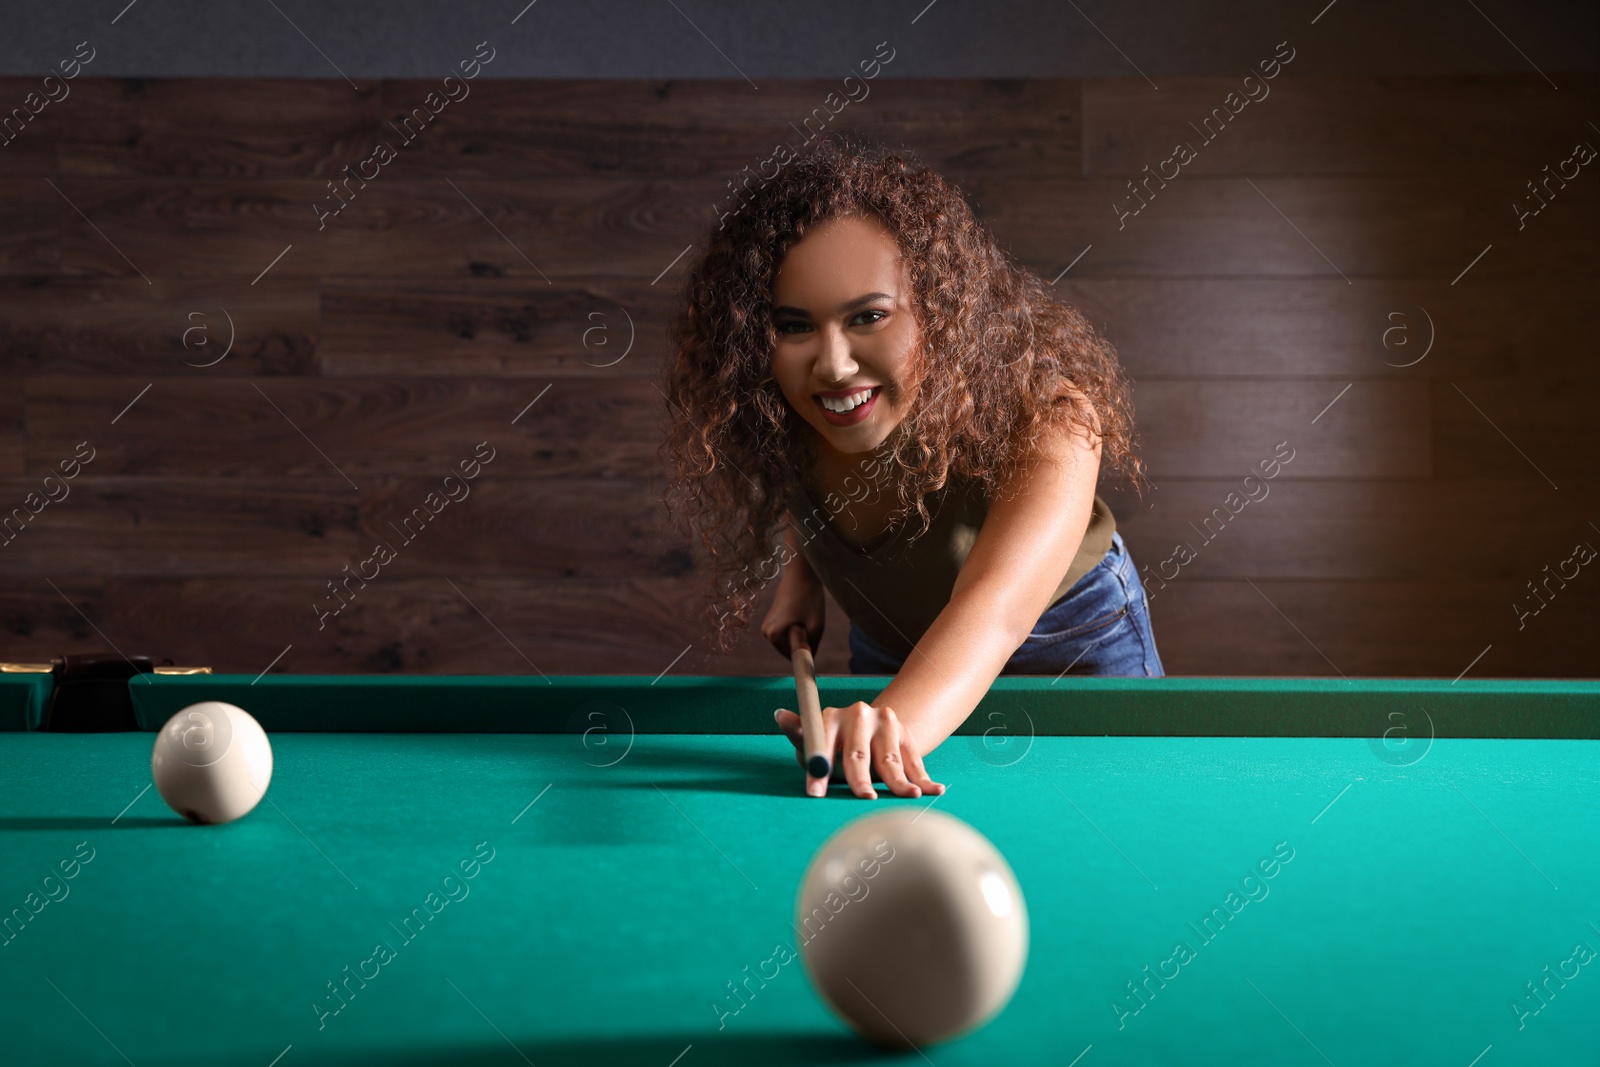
[
  {"xmin": 796, "ymin": 808, "xmax": 1029, "ymax": 1048},
  {"xmin": 151, "ymin": 702, "xmax": 273, "ymax": 824}
]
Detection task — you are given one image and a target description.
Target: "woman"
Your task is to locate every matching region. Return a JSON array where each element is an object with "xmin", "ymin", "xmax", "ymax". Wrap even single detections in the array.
[{"xmin": 661, "ymin": 136, "xmax": 1162, "ymax": 799}]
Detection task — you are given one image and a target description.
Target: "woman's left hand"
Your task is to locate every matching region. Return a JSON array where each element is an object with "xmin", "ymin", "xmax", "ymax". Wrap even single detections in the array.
[{"xmin": 773, "ymin": 703, "xmax": 947, "ymax": 800}]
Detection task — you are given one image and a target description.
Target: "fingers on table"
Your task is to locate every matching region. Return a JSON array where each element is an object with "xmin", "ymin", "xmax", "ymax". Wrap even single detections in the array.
[
  {"xmin": 841, "ymin": 704, "xmax": 921, "ymax": 800},
  {"xmin": 902, "ymin": 743, "xmax": 945, "ymax": 796},
  {"xmin": 775, "ymin": 709, "xmax": 808, "ymax": 768},
  {"xmin": 871, "ymin": 706, "xmax": 924, "ymax": 799},
  {"xmin": 790, "ymin": 702, "xmax": 941, "ymax": 800},
  {"xmin": 836, "ymin": 705, "xmax": 876, "ymax": 799}
]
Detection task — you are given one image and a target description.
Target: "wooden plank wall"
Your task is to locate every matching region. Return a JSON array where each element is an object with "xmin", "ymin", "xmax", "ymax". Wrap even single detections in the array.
[{"xmin": 0, "ymin": 75, "xmax": 1595, "ymax": 678}]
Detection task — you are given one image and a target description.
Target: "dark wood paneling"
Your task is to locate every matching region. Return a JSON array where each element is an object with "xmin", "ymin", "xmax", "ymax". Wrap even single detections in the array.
[
  {"xmin": 0, "ymin": 277, "xmax": 318, "ymax": 376},
  {"xmin": 0, "ymin": 384, "xmax": 20, "ymax": 475},
  {"xmin": 25, "ymin": 377, "xmax": 668, "ymax": 478},
  {"xmin": 35, "ymin": 77, "xmax": 1072, "ymax": 184},
  {"xmin": 1143, "ymin": 579, "xmax": 1600, "ymax": 678},
  {"xmin": 1129, "ymin": 380, "xmax": 1429, "ymax": 477},
  {"xmin": 26, "ymin": 375, "xmax": 1433, "ymax": 481},
  {"xmin": 328, "ymin": 274, "xmax": 1600, "ymax": 384},
  {"xmin": 357, "ymin": 479, "xmax": 689, "ymax": 579},
  {"xmin": 974, "ymin": 175, "xmax": 1599, "ymax": 281},
  {"xmin": 3, "ymin": 76, "xmax": 1595, "ymax": 677},
  {"xmin": 1084, "ymin": 74, "xmax": 1600, "ymax": 177},
  {"xmin": 1057, "ymin": 277, "xmax": 1600, "ymax": 379},
  {"xmin": 371, "ymin": 78, "xmax": 1081, "ymax": 179},
  {"xmin": 319, "ymin": 278, "xmax": 674, "ymax": 377},
  {"xmin": 54, "ymin": 177, "xmax": 721, "ymax": 281},
  {"xmin": 1432, "ymin": 378, "xmax": 1600, "ymax": 482},
  {"xmin": 96, "ymin": 576, "xmax": 817, "ymax": 676},
  {"xmin": 0, "ymin": 77, "xmax": 141, "ymax": 170},
  {"xmin": 56, "ymin": 79, "xmax": 382, "ymax": 178},
  {"xmin": 0, "ymin": 478, "xmax": 361, "ymax": 576},
  {"xmin": 0, "ymin": 78, "xmax": 63, "ymax": 176},
  {"xmin": 16, "ymin": 570, "xmax": 1591, "ymax": 679},
  {"xmin": 0, "ymin": 182, "xmax": 57, "ymax": 273},
  {"xmin": 0, "ymin": 582, "xmax": 109, "ymax": 650},
  {"xmin": 49, "ymin": 173, "xmax": 1600, "ymax": 284},
  {"xmin": 1102, "ymin": 480, "xmax": 1600, "ymax": 581}
]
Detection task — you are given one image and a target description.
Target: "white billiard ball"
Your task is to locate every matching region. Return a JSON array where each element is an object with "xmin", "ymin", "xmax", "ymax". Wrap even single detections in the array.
[
  {"xmin": 795, "ymin": 808, "xmax": 1028, "ymax": 1048},
  {"xmin": 151, "ymin": 702, "xmax": 273, "ymax": 824}
]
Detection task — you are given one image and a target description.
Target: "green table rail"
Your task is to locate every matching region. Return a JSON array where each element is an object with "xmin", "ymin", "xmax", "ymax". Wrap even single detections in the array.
[
  {"xmin": 73, "ymin": 672, "xmax": 1600, "ymax": 737},
  {"xmin": 0, "ymin": 670, "xmax": 54, "ymax": 731}
]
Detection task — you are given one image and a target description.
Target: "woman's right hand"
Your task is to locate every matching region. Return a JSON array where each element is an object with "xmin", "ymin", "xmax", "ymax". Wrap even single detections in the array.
[{"xmin": 761, "ymin": 569, "xmax": 825, "ymax": 660}]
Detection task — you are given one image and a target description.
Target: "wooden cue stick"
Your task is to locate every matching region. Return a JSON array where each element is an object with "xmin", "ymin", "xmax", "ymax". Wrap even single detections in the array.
[{"xmin": 788, "ymin": 624, "xmax": 830, "ymax": 780}]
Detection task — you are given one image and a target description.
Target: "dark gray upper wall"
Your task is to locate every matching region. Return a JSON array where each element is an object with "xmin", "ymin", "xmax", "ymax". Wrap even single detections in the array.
[{"xmin": 1, "ymin": 0, "xmax": 1595, "ymax": 79}]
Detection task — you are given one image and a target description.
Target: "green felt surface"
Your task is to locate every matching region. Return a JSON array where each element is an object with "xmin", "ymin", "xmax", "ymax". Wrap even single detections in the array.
[
  {"xmin": 118, "ymin": 673, "xmax": 1600, "ymax": 736},
  {"xmin": 3, "ymin": 731, "xmax": 1598, "ymax": 1065}
]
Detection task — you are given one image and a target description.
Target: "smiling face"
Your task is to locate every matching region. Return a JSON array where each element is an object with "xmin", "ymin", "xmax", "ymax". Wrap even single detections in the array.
[{"xmin": 769, "ymin": 214, "xmax": 922, "ymax": 473}]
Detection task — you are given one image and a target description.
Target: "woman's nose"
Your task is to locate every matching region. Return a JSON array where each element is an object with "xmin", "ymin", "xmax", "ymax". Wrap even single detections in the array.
[{"xmin": 813, "ymin": 328, "xmax": 858, "ymax": 381}]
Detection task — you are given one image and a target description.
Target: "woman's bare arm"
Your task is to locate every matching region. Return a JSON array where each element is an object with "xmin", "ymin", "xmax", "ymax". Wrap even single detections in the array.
[{"xmin": 871, "ymin": 389, "xmax": 1104, "ymax": 757}]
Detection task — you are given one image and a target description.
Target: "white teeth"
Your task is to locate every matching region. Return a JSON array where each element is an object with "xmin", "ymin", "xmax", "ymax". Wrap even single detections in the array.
[{"xmin": 820, "ymin": 387, "xmax": 874, "ymax": 413}]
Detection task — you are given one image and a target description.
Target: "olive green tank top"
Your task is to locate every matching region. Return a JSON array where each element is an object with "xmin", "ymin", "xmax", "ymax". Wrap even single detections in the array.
[{"xmin": 785, "ymin": 475, "xmax": 1117, "ymax": 660}]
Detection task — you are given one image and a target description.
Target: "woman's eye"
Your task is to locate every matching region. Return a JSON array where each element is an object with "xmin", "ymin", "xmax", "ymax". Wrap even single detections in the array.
[{"xmin": 775, "ymin": 311, "xmax": 884, "ymax": 334}]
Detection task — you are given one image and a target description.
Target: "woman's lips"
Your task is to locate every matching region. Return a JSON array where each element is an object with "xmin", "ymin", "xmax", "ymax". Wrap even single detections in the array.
[{"xmin": 815, "ymin": 385, "xmax": 880, "ymax": 426}]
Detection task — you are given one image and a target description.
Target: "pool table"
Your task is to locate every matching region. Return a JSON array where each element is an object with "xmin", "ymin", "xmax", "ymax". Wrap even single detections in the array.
[{"xmin": 2, "ymin": 671, "xmax": 1598, "ymax": 1066}]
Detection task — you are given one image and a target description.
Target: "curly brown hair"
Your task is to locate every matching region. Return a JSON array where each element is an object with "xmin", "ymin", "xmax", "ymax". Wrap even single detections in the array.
[{"xmin": 659, "ymin": 134, "xmax": 1148, "ymax": 655}]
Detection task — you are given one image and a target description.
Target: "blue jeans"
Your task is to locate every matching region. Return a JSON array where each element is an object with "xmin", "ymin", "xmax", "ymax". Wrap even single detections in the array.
[{"xmin": 847, "ymin": 531, "xmax": 1165, "ymax": 677}]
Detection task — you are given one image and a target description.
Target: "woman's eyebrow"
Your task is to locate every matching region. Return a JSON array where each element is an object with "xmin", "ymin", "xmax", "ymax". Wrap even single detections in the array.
[{"xmin": 772, "ymin": 292, "xmax": 894, "ymax": 318}]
